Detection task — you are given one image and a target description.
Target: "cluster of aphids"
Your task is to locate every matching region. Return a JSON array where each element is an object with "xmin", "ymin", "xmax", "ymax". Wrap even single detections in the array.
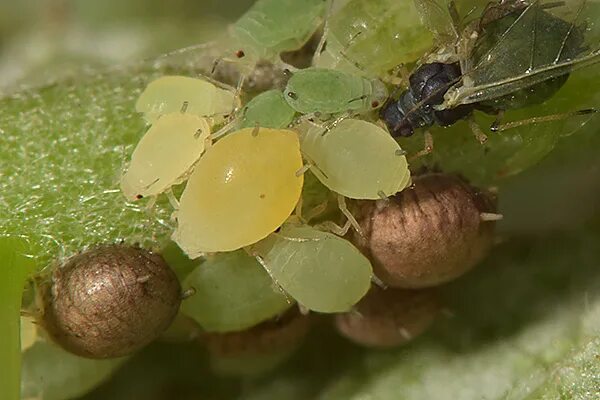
[{"xmin": 37, "ymin": 0, "xmax": 598, "ymax": 372}]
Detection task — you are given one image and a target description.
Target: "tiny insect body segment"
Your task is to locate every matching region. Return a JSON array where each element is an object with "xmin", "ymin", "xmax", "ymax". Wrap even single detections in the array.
[{"xmin": 381, "ymin": 0, "xmax": 599, "ymax": 143}]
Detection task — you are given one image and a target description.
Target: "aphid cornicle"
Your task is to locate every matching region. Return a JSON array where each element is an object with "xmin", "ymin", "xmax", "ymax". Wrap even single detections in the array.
[{"xmin": 381, "ymin": 0, "xmax": 599, "ymax": 140}]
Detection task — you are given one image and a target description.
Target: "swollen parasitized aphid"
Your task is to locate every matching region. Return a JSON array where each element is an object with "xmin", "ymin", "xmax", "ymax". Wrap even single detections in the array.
[
  {"xmin": 252, "ymin": 224, "xmax": 373, "ymax": 313},
  {"xmin": 284, "ymin": 67, "xmax": 388, "ymax": 116},
  {"xmin": 120, "ymin": 113, "xmax": 210, "ymax": 201},
  {"xmin": 173, "ymin": 127, "xmax": 304, "ymax": 256},
  {"xmin": 300, "ymin": 119, "xmax": 411, "ymax": 200}
]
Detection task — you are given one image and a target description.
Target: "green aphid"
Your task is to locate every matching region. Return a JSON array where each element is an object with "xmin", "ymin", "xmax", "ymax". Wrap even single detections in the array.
[
  {"xmin": 240, "ymin": 90, "xmax": 296, "ymax": 129},
  {"xmin": 283, "ymin": 67, "xmax": 388, "ymax": 115},
  {"xmin": 253, "ymin": 224, "xmax": 373, "ymax": 313},
  {"xmin": 315, "ymin": 0, "xmax": 433, "ymax": 77},
  {"xmin": 180, "ymin": 251, "xmax": 292, "ymax": 333},
  {"xmin": 301, "ymin": 119, "xmax": 411, "ymax": 200},
  {"xmin": 230, "ymin": 0, "xmax": 326, "ymax": 64}
]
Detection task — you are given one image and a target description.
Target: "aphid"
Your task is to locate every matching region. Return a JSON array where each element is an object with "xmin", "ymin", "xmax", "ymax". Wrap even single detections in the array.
[
  {"xmin": 300, "ymin": 119, "xmax": 411, "ymax": 200},
  {"xmin": 314, "ymin": 0, "xmax": 433, "ymax": 78},
  {"xmin": 239, "ymin": 89, "xmax": 296, "ymax": 129},
  {"xmin": 180, "ymin": 250, "xmax": 292, "ymax": 333},
  {"xmin": 173, "ymin": 127, "xmax": 303, "ymax": 256},
  {"xmin": 381, "ymin": 0, "xmax": 599, "ymax": 147},
  {"xmin": 120, "ymin": 113, "xmax": 211, "ymax": 201},
  {"xmin": 335, "ymin": 286, "xmax": 439, "ymax": 348},
  {"xmin": 350, "ymin": 172, "xmax": 499, "ymax": 288},
  {"xmin": 203, "ymin": 309, "xmax": 310, "ymax": 376},
  {"xmin": 226, "ymin": 0, "xmax": 326, "ymax": 68},
  {"xmin": 37, "ymin": 245, "xmax": 181, "ymax": 359},
  {"xmin": 284, "ymin": 67, "xmax": 388, "ymax": 116},
  {"xmin": 135, "ymin": 75, "xmax": 239, "ymax": 124},
  {"xmin": 252, "ymin": 224, "xmax": 373, "ymax": 313}
]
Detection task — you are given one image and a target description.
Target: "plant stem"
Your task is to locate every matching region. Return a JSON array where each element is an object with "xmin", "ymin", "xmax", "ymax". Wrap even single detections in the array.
[{"xmin": 0, "ymin": 236, "xmax": 37, "ymax": 400}]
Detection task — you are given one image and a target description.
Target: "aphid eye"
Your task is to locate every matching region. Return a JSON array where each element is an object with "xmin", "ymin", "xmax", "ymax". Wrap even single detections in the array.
[
  {"xmin": 287, "ymin": 91, "xmax": 298, "ymax": 100},
  {"xmin": 371, "ymin": 100, "xmax": 380, "ymax": 108},
  {"xmin": 136, "ymin": 194, "xmax": 144, "ymax": 200},
  {"xmin": 235, "ymin": 49, "xmax": 245, "ymax": 58}
]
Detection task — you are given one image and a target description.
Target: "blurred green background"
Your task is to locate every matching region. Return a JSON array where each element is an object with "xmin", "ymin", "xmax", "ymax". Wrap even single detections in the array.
[{"xmin": 0, "ymin": 0, "xmax": 254, "ymax": 91}]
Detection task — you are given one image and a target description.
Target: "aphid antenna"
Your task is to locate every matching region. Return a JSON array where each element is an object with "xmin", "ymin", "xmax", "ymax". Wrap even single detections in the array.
[
  {"xmin": 480, "ymin": 212, "xmax": 503, "ymax": 222},
  {"xmin": 311, "ymin": 0, "xmax": 334, "ymax": 65},
  {"xmin": 136, "ymin": 275, "xmax": 152, "ymax": 284},
  {"xmin": 321, "ymin": 112, "xmax": 352, "ymax": 136},
  {"xmin": 490, "ymin": 108, "xmax": 598, "ymax": 132}
]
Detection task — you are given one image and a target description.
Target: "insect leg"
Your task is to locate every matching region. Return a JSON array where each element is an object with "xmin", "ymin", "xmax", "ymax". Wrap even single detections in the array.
[
  {"xmin": 467, "ymin": 117, "xmax": 488, "ymax": 144},
  {"xmin": 408, "ymin": 130, "xmax": 434, "ymax": 161},
  {"xmin": 337, "ymin": 194, "xmax": 363, "ymax": 237},
  {"xmin": 490, "ymin": 108, "xmax": 598, "ymax": 132},
  {"xmin": 165, "ymin": 188, "xmax": 180, "ymax": 210}
]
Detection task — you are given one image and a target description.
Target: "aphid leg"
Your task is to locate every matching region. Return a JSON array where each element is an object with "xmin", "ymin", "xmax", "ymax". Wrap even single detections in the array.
[
  {"xmin": 371, "ymin": 274, "xmax": 388, "ymax": 289},
  {"xmin": 303, "ymin": 201, "xmax": 329, "ymax": 224},
  {"xmin": 210, "ymin": 118, "xmax": 239, "ymax": 140},
  {"xmin": 480, "ymin": 212, "xmax": 503, "ymax": 222},
  {"xmin": 165, "ymin": 188, "xmax": 180, "ymax": 210},
  {"xmin": 490, "ymin": 108, "xmax": 598, "ymax": 132},
  {"xmin": 408, "ymin": 130, "xmax": 434, "ymax": 161},
  {"xmin": 468, "ymin": 117, "xmax": 488, "ymax": 144},
  {"xmin": 337, "ymin": 194, "xmax": 364, "ymax": 237},
  {"xmin": 144, "ymin": 196, "xmax": 157, "ymax": 213},
  {"xmin": 316, "ymin": 219, "xmax": 352, "ymax": 236}
]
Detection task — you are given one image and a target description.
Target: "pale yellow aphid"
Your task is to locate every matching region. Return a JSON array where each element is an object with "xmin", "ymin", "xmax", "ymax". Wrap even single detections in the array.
[
  {"xmin": 120, "ymin": 113, "xmax": 211, "ymax": 201},
  {"xmin": 173, "ymin": 127, "xmax": 303, "ymax": 256},
  {"xmin": 135, "ymin": 75, "xmax": 239, "ymax": 124},
  {"xmin": 301, "ymin": 119, "xmax": 411, "ymax": 200}
]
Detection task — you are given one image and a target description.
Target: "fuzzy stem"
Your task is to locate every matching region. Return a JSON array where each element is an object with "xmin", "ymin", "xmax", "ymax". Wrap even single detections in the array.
[{"xmin": 0, "ymin": 237, "xmax": 37, "ymax": 400}]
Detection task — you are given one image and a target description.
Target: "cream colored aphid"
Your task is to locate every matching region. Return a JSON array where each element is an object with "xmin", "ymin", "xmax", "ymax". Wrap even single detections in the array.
[
  {"xmin": 120, "ymin": 113, "xmax": 210, "ymax": 201},
  {"xmin": 173, "ymin": 127, "xmax": 304, "ymax": 256},
  {"xmin": 135, "ymin": 75, "xmax": 239, "ymax": 124},
  {"xmin": 253, "ymin": 224, "xmax": 373, "ymax": 313},
  {"xmin": 301, "ymin": 119, "xmax": 411, "ymax": 199}
]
